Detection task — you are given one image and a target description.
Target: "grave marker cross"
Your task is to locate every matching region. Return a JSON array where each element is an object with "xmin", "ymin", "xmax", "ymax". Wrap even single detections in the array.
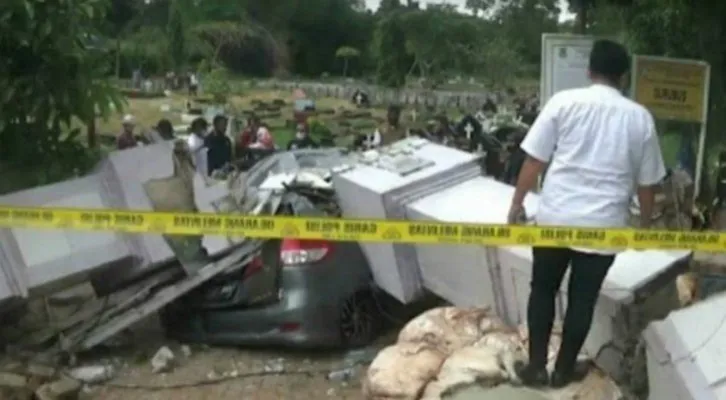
[{"xmin": 464, "ymin": 122, "xmax": 474, "ymax": 140}]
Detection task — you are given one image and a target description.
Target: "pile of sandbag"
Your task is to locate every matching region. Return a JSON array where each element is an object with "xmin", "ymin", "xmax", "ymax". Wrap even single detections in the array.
[
  {"xmin": 362, "ymin": 307, "xmax": 526, "ymax": 399},
  {"xmin": 363, "ymin": 306, "xmax": 621, "ymax": 400}
]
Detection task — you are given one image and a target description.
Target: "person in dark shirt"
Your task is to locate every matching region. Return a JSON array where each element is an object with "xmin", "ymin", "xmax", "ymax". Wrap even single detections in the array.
[
  {"xmin": 481, "ymin": 98, "xmax": 498, "ymax": 114},
  {"xmin": 204, "ymin": 114, "xmax": 232, "ymax": 176},
  {"xmin": 501, "ymin": 130, "xmax": 527, "ymax": 185},
  {"xmin": 287, "ymin": 123, "xmax": 318, "ymax": 150}
]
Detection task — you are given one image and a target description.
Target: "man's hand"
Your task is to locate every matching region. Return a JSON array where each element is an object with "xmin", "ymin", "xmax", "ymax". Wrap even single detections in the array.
[{"xmin": 508, "ymin": 202, "xmax": 527, "ymax": 224}]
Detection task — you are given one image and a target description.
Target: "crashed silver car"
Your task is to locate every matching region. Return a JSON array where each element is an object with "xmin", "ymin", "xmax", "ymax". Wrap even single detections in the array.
[
  {"xmin": 160, "ymin": 148, "xmax": 384, "ymax": 348},
  {"xmin": 0, "ymin": 142, "xmax": 383, "ymax": 352}
]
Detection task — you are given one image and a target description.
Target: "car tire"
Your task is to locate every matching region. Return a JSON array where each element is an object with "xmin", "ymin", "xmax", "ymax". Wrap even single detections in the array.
[{"xmin": 340, "ymin": 289, "xmax": 382, "ymax": 348}]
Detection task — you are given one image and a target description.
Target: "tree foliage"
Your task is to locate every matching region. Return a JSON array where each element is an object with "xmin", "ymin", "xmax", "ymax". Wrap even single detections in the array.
[
  {"xmin": 0, "ymin": 0, "xmax": 123, "ymax": 184},
  {"xmin": 9, "ymin": 0, "xmax": 726, "ymax": 194},
  {"xmin": 167, "ymin": 0, "xmax": 187, "ymax": 68},
  {"xmin": 371, "ymin": 11, "xmax": 410, "ymax": 88},
  {"xmin": 336, "ymin": 46, "xmax": 361, "ymax": 76}
]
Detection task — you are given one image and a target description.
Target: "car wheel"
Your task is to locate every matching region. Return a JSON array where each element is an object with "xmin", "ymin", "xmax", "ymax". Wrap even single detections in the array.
[{"xmin": 340, "ymin": 290, "xmax": 381, "ymax": 347}]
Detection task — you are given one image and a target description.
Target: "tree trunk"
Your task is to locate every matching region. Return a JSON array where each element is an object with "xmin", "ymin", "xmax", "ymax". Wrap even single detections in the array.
[
  {"xmin": 115, "ymin": 38, "xmax": 121, "ymax": 79},
  {"xmin": 343, "ymin": 58, "xmax": 349, "ymax": 77},
  {"xmin": 576, "ymin": 4, "xmax": 588, "ymax": 34},
  {"xmin": 213, "ymin": 42, "xmax": 224, "ymax": 66},
  {"xmin": 87, "ymin": 118, "xmax": 97, "ymax": 148}
]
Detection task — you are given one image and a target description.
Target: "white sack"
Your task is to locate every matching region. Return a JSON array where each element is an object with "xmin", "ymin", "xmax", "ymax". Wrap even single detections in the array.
[
  {"xmin": 420, "ymin": 346, "xmax": 507, "ymax": 399},
  {"xmin": 363, "ymin": 342, "xmax": 446, "ymax": 400},
  {"xmin": 398, "ymin": 307, "xmax": 507, "ymax": 355}
]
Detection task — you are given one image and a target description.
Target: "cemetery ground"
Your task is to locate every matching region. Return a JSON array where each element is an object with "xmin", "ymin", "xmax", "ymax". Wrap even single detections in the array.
[
  {"xmin": 0, "ymin": 312, "xmax": 381, "ymax": 399},
  {"xmin": 96, "ymin": 88, "xmax": 389, "ymax": 150},
  {"xmin": 77, "ymin": 315, "xmax": 380, "ymax": 400}
]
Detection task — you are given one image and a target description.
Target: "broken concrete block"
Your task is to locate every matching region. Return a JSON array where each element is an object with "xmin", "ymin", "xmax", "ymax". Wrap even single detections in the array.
[
  {"xmin": 0, "ymin": 371, "xmax": 32, "ymax": 400},
  {"xmin": 26, "ymin": 364, "xmax": 57, "ymax": 380},
  {"xmin": 150, "ymin": 346, "xmax": 175, "ymax": 373},
  {"xmin": 35, "ymin": 377, "xmax": 81, "ymax": 400},
  {"xmin": 0, "ymin": 372, "xmax": 28, "ymax": 389},
  {"xmin": 1, "ymin": 361, "xmax": 26, "ymax": 374},
  {"xmin": 0, "ymin": 388, "xmax": 33, "ymax": 400},
  {"xmin": 67, "ymin": 365, "xmax": 115, "ymax": 384}
]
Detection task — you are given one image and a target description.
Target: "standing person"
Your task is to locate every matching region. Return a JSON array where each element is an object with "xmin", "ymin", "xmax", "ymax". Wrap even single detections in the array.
[
  {"xmin": 117, "ymin": 114, "xmax": 138, "ymax": 150},
  {"xmin": 164, "ymin": 70, "xmax": 175, "ymax": 91},
  {"xmin": 378, "ymin": 105, "xmax": 407, "ymax": 146},
  {"xmin": 507, "ymin": 40, "xmax": 666, "ymax": 388},
  {"xmin": 132, "ymin": 68, "xmax": 142, "ymax": 89},
  {"xmin": 237, "ymin": 115, "xmax": 260, "ymax": 153},
  {"xmin": 187, "ymin": 117, "xmax": 208, "ymax": 176},
  {"xmin": 188, "ymin": 71, "xmax": 199, "ymax": 96},
  {"xmin": 204, "ymin": 114, "xmax": 232, "ymax": 176},
  {"xmin": 287, "ymin": 123, "xmax": 318, "ymax": 150}
]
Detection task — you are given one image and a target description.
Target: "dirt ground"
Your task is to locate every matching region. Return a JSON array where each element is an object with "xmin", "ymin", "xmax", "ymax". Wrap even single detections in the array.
[
  {"xmin": 86, "ymin": 347, "xmax": 367, "ymax": 400},
  {"xmin": 78, "ymin": 316, "xmax": 391, "ymax": 400}
]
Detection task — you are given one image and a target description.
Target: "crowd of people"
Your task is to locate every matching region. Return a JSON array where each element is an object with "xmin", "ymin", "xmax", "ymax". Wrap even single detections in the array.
[
  {"xmin": 115, "ymin": 111, "xmax": 321, "ymax": 177},
  {"xmin": 114, "ymin": 78, "xmax": 542, "ymax": 183},
  {"xmin": 114, "ymin": 94, "xmax": 538, "ymax": 183}
]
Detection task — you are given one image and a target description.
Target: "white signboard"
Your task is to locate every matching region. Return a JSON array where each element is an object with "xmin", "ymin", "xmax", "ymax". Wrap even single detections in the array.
[{"xmin": 540, "ymin": 34, "xmax": 597, "ymax": 105}]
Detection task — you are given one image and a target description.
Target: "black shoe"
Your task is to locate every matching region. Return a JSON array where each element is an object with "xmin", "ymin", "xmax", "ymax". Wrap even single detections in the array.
[
  {"xmin": 550, "ymin": 363, "xmax": 589, "ymax": 388},
  {"xmin": 514, "ymin": 361, "xmax": 549, "ymax": 387}
]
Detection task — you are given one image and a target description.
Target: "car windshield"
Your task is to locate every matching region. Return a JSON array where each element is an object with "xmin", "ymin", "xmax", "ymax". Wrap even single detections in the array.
[{"xmin": 244, "ymin": 148, "xmax": 347, "ymax": 189}]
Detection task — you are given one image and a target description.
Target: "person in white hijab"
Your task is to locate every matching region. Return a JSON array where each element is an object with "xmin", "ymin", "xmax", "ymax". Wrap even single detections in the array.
[{"xmin": 187, "ymin": 117, "xmax": 208, "ymax": 176}]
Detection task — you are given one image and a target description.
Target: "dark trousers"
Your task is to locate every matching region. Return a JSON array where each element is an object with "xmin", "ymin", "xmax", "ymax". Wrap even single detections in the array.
[{"xmin": 527, "ymin": 247, "xmax": 614, "ymax": 372}]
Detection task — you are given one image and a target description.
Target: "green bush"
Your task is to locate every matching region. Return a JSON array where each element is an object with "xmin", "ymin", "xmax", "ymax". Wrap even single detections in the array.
[
  {"xmin": 308, "ymin": 118, "xmax": 333, "ymax": 139},
  {"xmin": 203, "ymin": 66, "xmax": 232, "ymax": 104}
]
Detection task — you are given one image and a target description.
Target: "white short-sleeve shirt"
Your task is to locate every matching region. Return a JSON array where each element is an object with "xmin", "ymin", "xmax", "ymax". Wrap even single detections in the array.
[
  {"xmin": 520, "ymin": 84, "xmax": 666, "ymax": 254},
  {"xmin": 187, "ymin": 133, "xmax": 208, "ymax": 176}
]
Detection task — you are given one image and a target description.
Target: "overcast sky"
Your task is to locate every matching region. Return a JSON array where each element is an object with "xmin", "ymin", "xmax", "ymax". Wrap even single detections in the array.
[{"xmin": 363, "ymin": 0, "xmax": 575, "ymax": 21}]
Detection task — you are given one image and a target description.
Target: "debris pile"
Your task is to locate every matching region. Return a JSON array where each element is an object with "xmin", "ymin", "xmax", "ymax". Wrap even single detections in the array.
[
  {"xmin": 362, "ymin": 306, "xmax": 623, "ymax": 400},
  {"xmin": 0, "ymin": 362, "xmax": 81, "ymax": 400}
]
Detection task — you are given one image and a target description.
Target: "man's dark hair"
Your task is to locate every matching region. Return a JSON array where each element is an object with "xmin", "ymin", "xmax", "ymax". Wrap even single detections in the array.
[
  {"xmin": 213, "ymin": 114, "xmax": 227, "ymax": 126},
  {"xmin": 589, "ymin": 40, "xmax": 630, "ymax": 84},
  {"xmin": 387, "ymin": 104, "xmax": 401, "ymax": 114},
  {"xmin": 156, "ymin": 118, "xmax": 173, "ymax": 138},
  {"xmin": 190, "ymin": 117, "xmax": 207, "ymax": 132}
]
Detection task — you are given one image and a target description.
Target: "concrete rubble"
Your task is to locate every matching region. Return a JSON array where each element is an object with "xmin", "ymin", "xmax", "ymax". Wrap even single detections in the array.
[
  {"xmin": 0, "ymin": 361, "xmax": 82, "ymax": 400},
  {"xmin": 150, "ymin": 346, "xmax": 175, "ymax": 374},
  {"xmin": 67, "ymin": 365, "xmax": 115, "ymax": 384}
]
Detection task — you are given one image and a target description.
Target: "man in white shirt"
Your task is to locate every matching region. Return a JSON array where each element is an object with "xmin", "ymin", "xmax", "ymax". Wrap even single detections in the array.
[
  {"xmin": 187, "ymin": 117, "xmax": 208, "ymax": 176},
  {"xmin": 508, "ymin": 40, "xmax": 666, "ymax": 388},
  {"xmin": 189, "ymin": 72, "xmax": 199, "ymax": 96}
]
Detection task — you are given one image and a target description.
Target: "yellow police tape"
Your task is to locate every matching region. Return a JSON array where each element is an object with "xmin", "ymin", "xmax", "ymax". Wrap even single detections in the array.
[{"xmin": 0, "ymin": 206, "xmax": 722, "ymax": 252}]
